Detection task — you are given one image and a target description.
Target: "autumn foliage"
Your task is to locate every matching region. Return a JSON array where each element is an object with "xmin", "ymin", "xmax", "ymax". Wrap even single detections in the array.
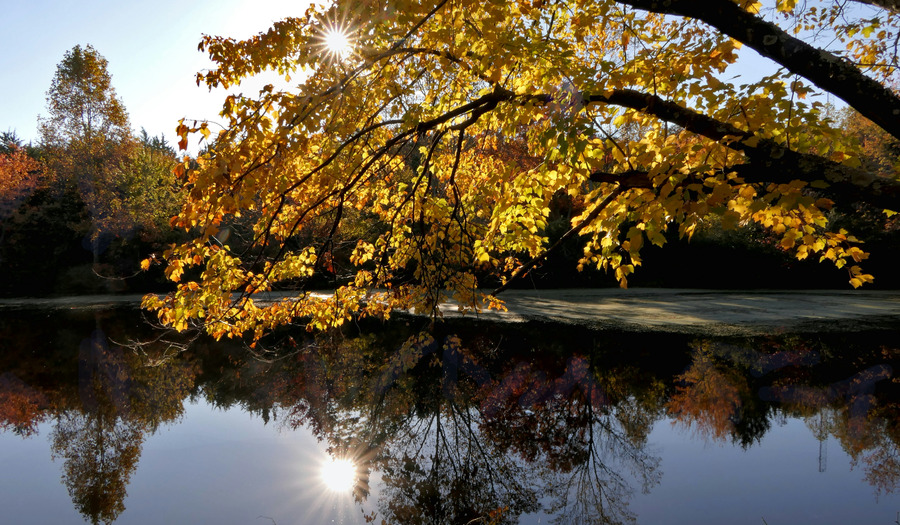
[
  {"xmin": 0, "ymin": 146, "xmax": 44, "ymax": 221},
  {"xmin": 144, "ymin": 0, "xmax": 900, "ymax": 338}
]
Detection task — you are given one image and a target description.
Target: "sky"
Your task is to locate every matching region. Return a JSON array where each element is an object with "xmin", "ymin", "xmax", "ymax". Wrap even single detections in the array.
[
  {"xmin": 1, "ymin": 0, "xmax": 312, "ymax": 147},
  {"xmin": 1, "ymin": 0, "xmax": 793, "ymax": 151}
]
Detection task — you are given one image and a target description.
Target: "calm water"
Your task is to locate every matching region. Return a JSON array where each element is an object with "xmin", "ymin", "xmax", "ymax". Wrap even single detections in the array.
[{"xmin": 1, "ymin": 306, "xmax": 899, "ymax": 524}]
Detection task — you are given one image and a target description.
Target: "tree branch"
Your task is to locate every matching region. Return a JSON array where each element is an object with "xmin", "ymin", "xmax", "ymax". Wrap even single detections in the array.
[
  {"xmin": 614, "ymin": 0, "xmax": 900, "ymax": 140},
  {"xmin": 590, "ymin": 164, "xmax": 900, "ymax": 210},
  {"xmin": 492, "ymin": 185, "xmax": 627, "ymax": 295},
  {"xmin": 581, "ymin": 88, "xmax": 900, "ymax": 209},
  {"xmin": 848, "ymin": 0, "xmax": 900, "ymax": 12}
]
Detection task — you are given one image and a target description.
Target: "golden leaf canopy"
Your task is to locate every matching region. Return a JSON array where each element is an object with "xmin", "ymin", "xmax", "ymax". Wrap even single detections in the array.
[{"xmin": 146, "ymin": 0, "xmax": 900, "ymax": 338}]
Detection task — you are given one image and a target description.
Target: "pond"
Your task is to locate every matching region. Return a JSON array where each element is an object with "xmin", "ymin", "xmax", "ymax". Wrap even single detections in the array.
[{"xmin": 1, "ymin": 301, "xmax": 900, "ymax": 524}]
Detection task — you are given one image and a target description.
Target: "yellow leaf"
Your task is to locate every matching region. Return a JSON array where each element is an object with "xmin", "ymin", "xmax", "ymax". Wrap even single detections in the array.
[
  {"xmin": 744, "ymin": 1, "xmax": 762, "ymax": 14},
  {"xmin": 741, "ymin": 136, "xmax": 761, "ymax": 148},
  {"xmin": 721, "ymin": 210, "xmax": 741, "ymax": 230}
]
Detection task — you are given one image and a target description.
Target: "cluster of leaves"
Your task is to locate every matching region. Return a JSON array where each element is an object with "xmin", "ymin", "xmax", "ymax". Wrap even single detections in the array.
[
  {"xmin": 0, "ymin": 144, "xmax": 45, "ymax": 221},
  {"xmin": 146, "ymin": 0, "xmax": 900, "ymax": 339},
  {"xmin": 0, "ymin": 372, "xmax": 49, "ymax": 437}
]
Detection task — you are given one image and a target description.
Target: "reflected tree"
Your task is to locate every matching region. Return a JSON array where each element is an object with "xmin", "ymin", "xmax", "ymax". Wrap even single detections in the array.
[
  {"xmin": 273, "ymin": 327, "xmax": 667, "ymax": 525},
  {"xmin": 858, "ymin": 417, "xmax": 900, "ymax": 496},
  {"xmin": 667, "ymin": 342, "xmax": 772, "ymax": 447},
  {"xmin": 50, "ymin": 410, "xmax": 143, "ymax": 525},
  {"xmin": 9, "ymin": 307, "xmax": 900, "ymax": 523},
  {"xmin": 481, "ymin": 355, "xmax": 663, "ymax": 525},
  {"xmin": 49, "ymin": 329, "xmax": 143, "ymax": 524},
  {"xmin": 667, "ymin": 344, "xmax": 749, "ymax": 442},
  {"xmin": 671, "ymin": 336, "xmax": 900, "ymax": 496},
  {"xmin": 377, "ymin": 401, "xmax": 540, "ymax": 525},
  {"xmin": 45, "ymin": 316, "xmax": 198, "ymax": 524},
  {"xmin": 274, "ymin": 329, "xmax": 542, "ymax": 523},
  {"xmin": 799, "ymin": 365, "xmax": 900, "ymax": 497}
]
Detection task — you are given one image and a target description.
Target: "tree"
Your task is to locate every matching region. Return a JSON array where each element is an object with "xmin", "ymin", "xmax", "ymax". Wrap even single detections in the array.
[
  {"xmin": 146, "ymin": 0, "xmax": 900, "ymax": 338},
  {"xmin": 839, "ymin": 106, "xmax": 900, "ymax": 177},
  {"xmin": 98, "ymin": 130, "xmax": 182, "ymax": 241},
  {"xmin": 40, "ymin": 45, "xmax": 130, "ymax": 149},
  {"xmin": 1, "ymin": 130, "xmax": 25, "ymax": 154},
  {"xmin": 39, "ymin": 45, "xmax": 134, "ymax": 263},
  {"xmin": 28, "ymin": 46, "xmax": 186, "ymax": 291}
]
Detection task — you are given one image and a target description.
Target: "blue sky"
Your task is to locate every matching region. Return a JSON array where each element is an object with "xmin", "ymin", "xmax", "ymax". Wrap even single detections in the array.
[
  {"xmin": 2, "ymin": 1, "xmax": 792, "ymax": 150},
  {"xmin": 1, "ymin": 0, "xmax": 311, "ymax": 146}
]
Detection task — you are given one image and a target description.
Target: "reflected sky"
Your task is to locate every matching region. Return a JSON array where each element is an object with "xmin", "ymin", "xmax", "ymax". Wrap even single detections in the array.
[
  {"xmin": 633, "ymin": 419, "xmax": 892, "ymax": 525},
  {"xmin": 4, "ymin": 404, "xmax": 892, "ymax": 524},
  {"xmin": 2, "ymin": 307, "xmax": 900, "ymax": 524},
  {"xmin": 1, "ymin": 402, "xmax": 374, "ymax": 525}
]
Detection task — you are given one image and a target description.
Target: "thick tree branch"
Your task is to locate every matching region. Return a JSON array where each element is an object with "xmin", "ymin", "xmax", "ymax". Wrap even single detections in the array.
[
  {"xmin": 581, "ymin": 88, "xmax": 900, "ymax": 209},
  {"xmin": 614, "ymin": 0, "xmax": 900, "ymax": 140},
  {"xmin": 351, "ymin": 85, "xmax": 893, "ymax": 209},
  {"xmin": 730, "ymin": 163, "xmax": 900, "ymax": 210},
  {"xmin": 590, "ymin": 164, "xmax": 900, "ymax": 210},
  {"xmin": 849, "ymin": 0, "xmax": 900, "ymax": 12},
  {"xmin": 589, "ymin": 169, "xmax": 657, "ymax": 188}
]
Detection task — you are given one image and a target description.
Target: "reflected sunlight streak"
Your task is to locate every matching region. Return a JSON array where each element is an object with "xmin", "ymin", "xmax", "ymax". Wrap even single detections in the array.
[
  {"xmin": 285, "ymin": 446, "xmax": 368, "ymax": 524},
  {"xmin": 321, "ymin": 457, "xmax": 357, "ymax": 492}
]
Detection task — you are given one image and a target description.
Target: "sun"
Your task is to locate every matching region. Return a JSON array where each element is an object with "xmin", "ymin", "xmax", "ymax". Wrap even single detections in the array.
[
  {"xmin": 321, "ymin": 26, "xmax": 353, "ymax": 60},
  {"xmin": 321, "ymin": 457, "xmax": 356, "ymax": 492}
]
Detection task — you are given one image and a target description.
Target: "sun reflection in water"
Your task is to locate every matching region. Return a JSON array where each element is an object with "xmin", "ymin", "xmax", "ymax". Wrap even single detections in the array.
[{"xmin": 321, "ymin": 457, "xmax": 357, "ymax": 492}]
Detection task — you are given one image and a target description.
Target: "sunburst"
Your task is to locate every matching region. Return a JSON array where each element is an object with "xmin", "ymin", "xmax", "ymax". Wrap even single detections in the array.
[
  {"xmin": 320, "ymin": 457, "xmax": 357, "ymax": 492},
  {"xmin": 324, "ymin": 28, "xmax": 352, "ymax": 58},
  {"xmin": 319, "ymin": 21, "xmax": 354, "ymax": 62}
]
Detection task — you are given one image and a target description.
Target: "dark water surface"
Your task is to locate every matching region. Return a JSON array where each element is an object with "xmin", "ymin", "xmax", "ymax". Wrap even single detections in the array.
[{"xmin": 1, "ymin": 305, "xmax": 900, "ymax": 524}]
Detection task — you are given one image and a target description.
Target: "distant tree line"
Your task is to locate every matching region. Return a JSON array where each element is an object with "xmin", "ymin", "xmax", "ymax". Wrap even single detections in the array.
[{"xmin": 0, "ymin": 45, "xmax": 185, "ymax": 296}]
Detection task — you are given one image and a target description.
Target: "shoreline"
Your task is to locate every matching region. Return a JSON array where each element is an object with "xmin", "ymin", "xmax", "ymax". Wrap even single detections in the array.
[
  {"xmin": 446, "ymin": 289, "xmax": 900, "ymax": 335},
  {"xmin": 2, "ymin": 288, "xmax": 899, "ymax": 335}
]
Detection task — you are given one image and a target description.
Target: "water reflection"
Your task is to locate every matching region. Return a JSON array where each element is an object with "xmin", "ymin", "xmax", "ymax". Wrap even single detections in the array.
[
  {"xmin": 1, "ymin": 308, "xmax": 899, "ymax": 523},
  {"xmin": 0, "ymin": 309, "xmax": 198, "ymax": 524},
  {"xmin": 321, "ymin": 457, "xmax": 357, "ymax": 492}
]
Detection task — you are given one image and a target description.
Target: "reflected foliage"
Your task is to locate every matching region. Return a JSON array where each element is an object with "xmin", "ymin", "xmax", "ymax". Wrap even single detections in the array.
[
  {"xmin": 0, "ymin": 372, "xmax": 48, "ymax": 436},
  {"xmin": 0, "ymin": 308, "xmax": 199, "ymax": 524},
  {"xmin": 2, "ymin": 308, "xmax": 900, "ymax": 522},
  {"xmin": 51, "ymin": 411, "xmax": 143, "ymax": 525},
  {"xmin": 668, "ymin": 344, "xmax": 758, "ymax": 444}
]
